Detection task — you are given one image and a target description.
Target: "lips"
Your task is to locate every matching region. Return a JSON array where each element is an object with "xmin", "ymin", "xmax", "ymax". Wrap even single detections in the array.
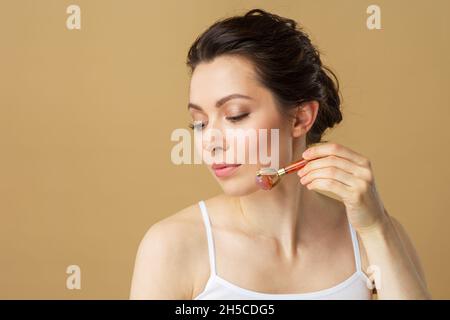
[{"xmin": 211, "ymin": 163, "xmax": 242, "ymax": 178}]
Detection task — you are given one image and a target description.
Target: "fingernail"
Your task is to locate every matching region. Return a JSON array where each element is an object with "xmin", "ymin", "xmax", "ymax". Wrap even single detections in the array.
[{"xmin": 302, "ymin": 149, "xmax": 310, "ymax": 158}]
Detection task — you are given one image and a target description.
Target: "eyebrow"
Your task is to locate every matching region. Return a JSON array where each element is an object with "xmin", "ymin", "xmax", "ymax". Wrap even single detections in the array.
[{"xmin": 188, "ymin": 93, "xmax": 252, "ymax": 111}]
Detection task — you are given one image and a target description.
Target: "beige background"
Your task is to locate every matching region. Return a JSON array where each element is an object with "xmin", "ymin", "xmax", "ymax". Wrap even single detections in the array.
[{"xmin": 0, "ymin": 0, "xmax": 449, "ymax": 299}]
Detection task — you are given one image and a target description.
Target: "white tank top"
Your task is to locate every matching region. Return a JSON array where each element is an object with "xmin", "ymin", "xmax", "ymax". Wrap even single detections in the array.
[{"xmin": 194, "ymin": 200, "xmax": 373, "ymax": 300}]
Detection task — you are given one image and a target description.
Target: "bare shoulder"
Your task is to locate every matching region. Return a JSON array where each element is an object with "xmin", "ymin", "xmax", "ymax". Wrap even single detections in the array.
[{"xmin": 129, "ymin": 201, "xmax": 206, "ymax": 300}]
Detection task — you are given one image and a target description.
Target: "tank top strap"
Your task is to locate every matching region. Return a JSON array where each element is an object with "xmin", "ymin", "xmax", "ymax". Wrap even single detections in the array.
[
  {"xmin": 347, "ymin": 219, "xmax": 363, "ymax": 273},
  {"xmin": 198, "ymin": 200, "xmax": 217, "ymax": 277}
]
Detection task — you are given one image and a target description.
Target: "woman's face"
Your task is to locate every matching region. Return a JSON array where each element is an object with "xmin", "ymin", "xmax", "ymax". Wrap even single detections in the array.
[{"xmin": 188, "ymin": 55, "xmax": 298, "ymax": 196}]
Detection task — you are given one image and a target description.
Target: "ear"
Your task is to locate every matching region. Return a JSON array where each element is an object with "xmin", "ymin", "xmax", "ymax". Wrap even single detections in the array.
[{"xmin": 291, "ymin": 100, "xmax": 319, "ymax": 138}]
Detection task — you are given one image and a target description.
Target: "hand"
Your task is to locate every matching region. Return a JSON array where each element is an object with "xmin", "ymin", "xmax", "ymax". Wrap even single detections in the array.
[{"xmin": 297, "ymin": 142, "xmax": 389, "ymax": 233}]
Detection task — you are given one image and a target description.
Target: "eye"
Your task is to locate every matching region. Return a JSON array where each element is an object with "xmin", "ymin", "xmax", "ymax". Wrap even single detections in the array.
[
  {"xmin": 226, "ymin": 113, "xmax": 249, "ymax": 123},
  {"xmin": 188, "ymin": 120, "xmax": 206, "ymax": 131}
]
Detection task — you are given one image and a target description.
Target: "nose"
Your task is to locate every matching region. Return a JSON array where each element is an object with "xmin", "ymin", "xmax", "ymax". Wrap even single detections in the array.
[{"xmin": 202, "ymin": 121, "xmax": 227, "ymax": 156}]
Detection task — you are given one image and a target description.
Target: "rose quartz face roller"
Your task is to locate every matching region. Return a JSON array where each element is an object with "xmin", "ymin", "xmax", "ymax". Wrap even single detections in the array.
[{"xmin": 255, "ymin": 158, "xmax": 309, "ymax": 190}]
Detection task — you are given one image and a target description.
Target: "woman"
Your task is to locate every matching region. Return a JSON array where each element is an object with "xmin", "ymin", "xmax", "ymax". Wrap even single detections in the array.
[{"xmin": 130, "ymin": 9, "xmax": 430, "ymax": 299}]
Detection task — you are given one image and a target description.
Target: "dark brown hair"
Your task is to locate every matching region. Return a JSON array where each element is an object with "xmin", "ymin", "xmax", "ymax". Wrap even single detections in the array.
[{"xmin": 186, "ymin": 8, "xmax": 342, "ymax": 146}]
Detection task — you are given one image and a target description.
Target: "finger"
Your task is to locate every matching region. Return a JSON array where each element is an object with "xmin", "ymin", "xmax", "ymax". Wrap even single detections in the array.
[
  {"xmin": 298, "ymin": 155, "xmax": 371, "ymax": 181},
  {"xmin": 302, "ymin": 143, "xmax": 370, "ymax": 167},
  {"xmin": 305, "ymin": 178, "xmax": 353, "ymax": 201},
  {"xmin": 299, "ymin": 166, "xmax": 357, "ymax": 188}
]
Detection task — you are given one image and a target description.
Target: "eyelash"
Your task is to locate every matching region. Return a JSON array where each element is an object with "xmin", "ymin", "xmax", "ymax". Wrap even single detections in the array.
[
  {"xmin": 188, "ymin": 113, "xmax": 249, "ymax": 130},
  {"xmin": 226, "ymin": 113, "xmax": 249, "ymax": 122},
  {"xmin": 188, "ymin": 121, "xmax": 205, "ymax": 130}
]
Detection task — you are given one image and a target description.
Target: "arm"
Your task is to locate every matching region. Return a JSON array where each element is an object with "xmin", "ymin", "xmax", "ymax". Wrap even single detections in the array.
[
  {"xmin": 298, "ymin": 143, "xmax": 432, "ymax": 300},
  {"xmin": 129, "ymin": 221, "xmax": 193, "ymax": 299},
  {"xmin": 358, "ymin": 208, "xmax": 431, "ymax": 299}
]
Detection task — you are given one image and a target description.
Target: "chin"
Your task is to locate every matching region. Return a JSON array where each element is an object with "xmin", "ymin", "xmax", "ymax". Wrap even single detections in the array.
[{"xmin": 214, "ymin": 173, "xmax": 260, "ymax": 197}]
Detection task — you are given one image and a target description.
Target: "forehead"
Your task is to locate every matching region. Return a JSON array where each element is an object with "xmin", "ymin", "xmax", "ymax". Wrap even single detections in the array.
[{"xmin": 189, "ymin": 55, "xmax": 260, "ymax": 103}]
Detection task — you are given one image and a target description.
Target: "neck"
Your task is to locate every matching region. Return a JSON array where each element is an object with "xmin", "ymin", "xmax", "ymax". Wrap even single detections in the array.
[{"xmin": 231, "ymin": 172, "xmax": 345, "ymax": 258}]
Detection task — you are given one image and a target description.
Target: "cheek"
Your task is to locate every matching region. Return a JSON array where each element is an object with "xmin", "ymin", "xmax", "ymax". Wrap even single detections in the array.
[
  {"xmin": 193, "ymin": 135, "xmax": 203, "ymax": 155},
  {"xmin": 214, "ymin": 109, "xmax": 282, "ymax": 167},
  {"xmin": 251, "ymin": 111, "xmax": 289, "ymax": 164}
]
